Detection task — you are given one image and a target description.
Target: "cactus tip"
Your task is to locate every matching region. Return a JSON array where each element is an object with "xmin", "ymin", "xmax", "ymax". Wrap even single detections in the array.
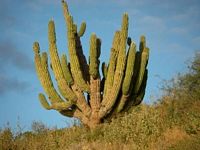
[
  {"xmin": 123, "ymin": 13, "xmax": 129, "ymax": 20},
  {"xmin": 39, "ymin": 93, "xmax": 44, "ymax": 98},
  {"xmin": 124, "ymin": 12, "xmax": 128, "ymax": 16},
  {"xmin": 49, "ymin": 19, "xmax": 54, "ymax": 25},
  {"xmin": 140, "ymin": 35, "xmax": 146, "ymax": 41},
  {"xmin": 127, "ymin": 37, "xmax": 131, "ymax": 46},
  {"xmin": 33, "ymin": 42, "xmax": 40, "ymax": 54},
  {"xmin": 42, "ymin": 52, "xmax": 48, "ymax": 59},
  {"xmin": 50, "ymin": 17, "xmax": 54, "ymax": 21},
  {"xmin": 91, "ymin": 32, "xmax": 96, "ymax": 36}
]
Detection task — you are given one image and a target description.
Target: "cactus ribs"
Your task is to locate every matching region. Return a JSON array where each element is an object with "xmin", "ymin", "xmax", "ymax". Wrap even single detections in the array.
[{"xmin": 33, "ymin": 0, "xmax": 149, "ymax": 128}]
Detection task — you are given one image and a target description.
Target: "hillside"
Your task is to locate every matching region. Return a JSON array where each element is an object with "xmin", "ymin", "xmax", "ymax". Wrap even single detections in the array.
[{"xmin": 0, "ymin": 53, "xmax": 200, "ymax": 149}]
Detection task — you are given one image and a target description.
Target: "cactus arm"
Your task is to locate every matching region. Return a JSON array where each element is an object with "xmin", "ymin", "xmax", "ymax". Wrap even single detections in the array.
[
  {"xmin": 61, "ymin": 54, "xmax": 74, "ymax": 85},
  {"xmin": 89, "ymin": 34, "xmax": 100, "ymax": 79},
  {"xmin": 62, "ymin": 0, "xmax": 69, "ymax": 15},
  {"xmin": 96, "ymin": 38, "xmax": 101, "ymax": 58},
  {"xmin": 102, "ymin": 31, "xmax": 120, "ymax": 98},
  {"xmin": 116, "ymin": 95, "xmax": 129, "ymax": 113},
  {"xmin": 116, "ymin": 42, "xmax": 136, "ymax": 112},
  {"xmin": 122, "ymin": 42, "xmax": 136, "ymax": 95},
  {"xmin": 89, "ymin": 34, "xmax": 101, "ymax": 122},
  {"xmin": 101, "ymin": 62, "xmax": 108, "ymax": 79},
  {"xmin": 33, "ymin": 42, "xmax": 66, "ymax": 104},
  {"xmin": 133, "ymin": 69, "xmax": 148, "ymax": 106},
  {"xmin": 60, "ymin": 105, "xmax": 90, "ymax": 126},
  {"xmin": 71, "ymin": 84, "xmax": 91, "ymax": 117},
  {"xmin": 51, "ymin": 102, "xmax": 73, "ymax": 110},
  {"xmin": 131, "ymin": 51, "xmax": 142, "ymax": 83},
  {"xmin": 124, "ymin": 69, "xmax": 148, "ymax": 112},
  {"xmin": 61, "ymin": 55, "xmax": 91, "ymax": 116},
  {"xmin": 122, "ymin": 37, "xmax": 149, "ymax": 111},
  {"xmin": 75, "ymin": 35, "xmax": 90, "ymax": 83},
  {"xmin": 139, "ymin": 35, "xmax": 146, "ymax": 52},
  {"xmin": 62, "ymin": 1, "xmax": 90, "ymax": 92},
  {"xmin": 63, "ymin": 0, "xmax": 89, "ymax": 83},
  {"xmin": 78, "ymin": 22, "xmax": 86, "ymax": 37},
  {"xmin": 59, "ymin": 105, "xmax": 79, "ymax": 118},
  {"xmin": 59, "ymin": 110, "xmax": 74, "ymax": 117},
  {"xmin": 102, "ymin": 48, "xmax": 118, "ymax": 97},
  {"xmin": 39, "ymin": 93, "xmax": 73, "ymax": 111},
  {"xmin": 67, "ymin": 16, "xmax": 89, "ymax": 91},
  {"xmin": 48, "ymin": 20, "xmax": 77, "ymax": 102},
  {"xmin": 75, "ymin": 25, "xmax": 90, "ymax": 83},
  {"xmin": 38, "ymin": 93, "xmax": 51, "ymax": 110},
  {"xmin": 57, "ymin": 18, "xmax": 90, "ymax": 115},
  {"xmin": 127, "ymin": 37, "xmax": 132, "ymax": 46},
  {"xmin": 133, "ymin": 36, "xmax": 149, "ymax": 94},
  {"xmin": 133, "ymin": 51, "xmax": 148, "ymax": 93},
  {"xmin": 100, "ymin": 14, "xmax": 129, "ymax": 118},
  {"xmin": 101, "ymin": 62, "xmax": 108, "ymax": 93}
]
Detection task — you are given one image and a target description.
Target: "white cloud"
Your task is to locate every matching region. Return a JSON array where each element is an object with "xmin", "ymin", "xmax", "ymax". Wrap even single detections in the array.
[
  {"xmin": 170, "ymin": 27, "xmax": 188, "ymax": 35},
  {"xmin": 172, "ymin": 5, "xmax": 200, "ymax": 21},
  {"xmin": 192, "ymin": 36, "xmax": 200, "ymax": 45},
  {"xmin": 0, "ymin": 75, "xmax": 30, "ymax": 95},
  {"xmin": 26, "ymin": 0, "xmax": 59, "ymax": 11},
  {"xmin": 166, "ymin": 43, "xmax": 193, "ymax": 59},
  {"xmin": 139, "ymin": 16, "xmax": 166, "ymax": 31}
]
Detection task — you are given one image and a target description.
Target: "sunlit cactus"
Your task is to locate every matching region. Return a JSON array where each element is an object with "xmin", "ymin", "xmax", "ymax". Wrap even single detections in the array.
[{"xmin": 33, "ymin": 0, "xmax": 149, "ymax": 128}]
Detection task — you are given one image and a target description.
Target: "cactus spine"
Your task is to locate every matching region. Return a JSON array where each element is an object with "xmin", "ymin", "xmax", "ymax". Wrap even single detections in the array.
[{"xmin": 33, "ymin": 1, "xmax": 149, "ymax": 128}]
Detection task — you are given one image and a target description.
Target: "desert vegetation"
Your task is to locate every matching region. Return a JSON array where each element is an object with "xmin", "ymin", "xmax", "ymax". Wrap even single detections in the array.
[
  {"xmin": 1, "ymin": 1, "xmax": 199, "ymax": 150},
  {"xmin": 0, "ymin": 52, "xmax": 199, "ymax": 149}
]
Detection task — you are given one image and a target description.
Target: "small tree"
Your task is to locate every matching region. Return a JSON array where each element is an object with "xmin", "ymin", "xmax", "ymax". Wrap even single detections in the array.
[
  {"xmin": 163, "ymin": 52, "xmax": 200, "ymax": 99},
  {"xmin": 33, "ymin": 0, "xmax": 149, "ymax": 128},
  {"xmin": 31, "ymin": 121, "xmax": 47, "ymax": 133},
  {"xmin": 180, "ymin": 52, "xmax": 200, "ymax": 96}
]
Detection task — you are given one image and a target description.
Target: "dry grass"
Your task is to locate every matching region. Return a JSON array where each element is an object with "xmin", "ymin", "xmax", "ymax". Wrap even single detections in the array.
[
  {"xmin": 0, "ymin": 98, "xmax": 199, "ymax": 150},
  {"xmin": 152, "ymin": 127, "xmax": 190, "ymax": 150},
  {"xmin": 1, "ymin": 54, "xmax": 200, "ymax": 150}
]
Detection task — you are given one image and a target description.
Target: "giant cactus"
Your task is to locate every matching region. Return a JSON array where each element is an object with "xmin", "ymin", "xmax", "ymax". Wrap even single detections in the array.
[{"xmin": 33, "ymin": 0, "xmax": 149, "ymax": 128}]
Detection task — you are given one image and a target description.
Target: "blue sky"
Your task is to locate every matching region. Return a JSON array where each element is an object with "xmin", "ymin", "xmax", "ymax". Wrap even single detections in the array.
[{"xmin": 0, "ymin": 0, "xmax": 200, "ymax": 130}]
